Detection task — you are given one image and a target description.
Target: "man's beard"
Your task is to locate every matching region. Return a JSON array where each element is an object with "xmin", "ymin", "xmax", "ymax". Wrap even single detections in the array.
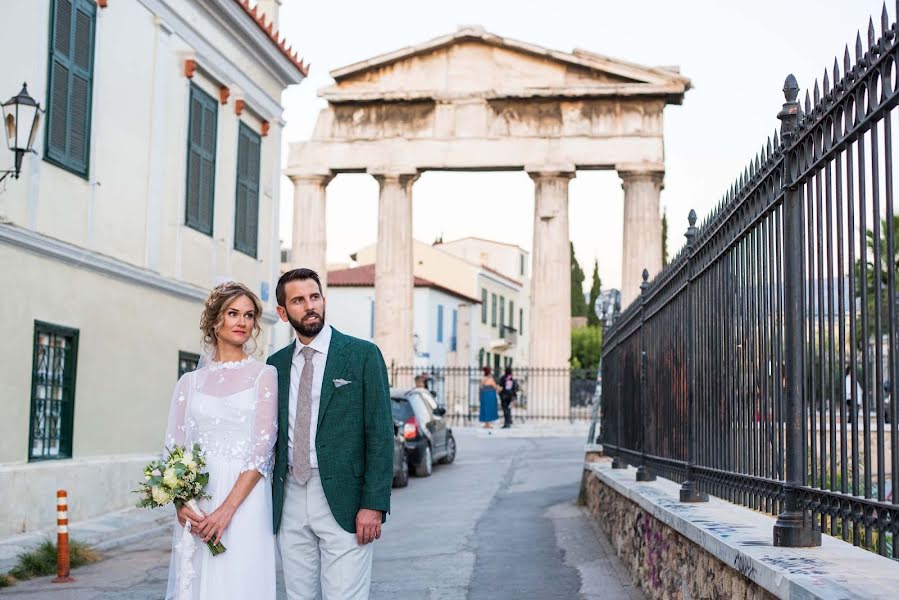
[{"xmin": 288, "ymin": 308, "xmax": 326, "ymax": 338}]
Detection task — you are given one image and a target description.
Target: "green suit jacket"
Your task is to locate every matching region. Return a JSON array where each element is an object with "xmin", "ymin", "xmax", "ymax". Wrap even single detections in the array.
[{"xmin": 267, "ymin": 327, "xmax": 393, "ymax": 534}]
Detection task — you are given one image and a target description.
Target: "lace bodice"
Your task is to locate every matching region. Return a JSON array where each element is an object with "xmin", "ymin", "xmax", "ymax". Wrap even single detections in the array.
[{"xmin": 165, "ymin": 358, "xmax": 278, "ymax": 478}]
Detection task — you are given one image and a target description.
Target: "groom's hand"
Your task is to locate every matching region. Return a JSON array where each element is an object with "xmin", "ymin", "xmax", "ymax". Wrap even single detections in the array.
[{"xmin": 356, "ymin": 509, "xmax": 382, "ymax": 545}]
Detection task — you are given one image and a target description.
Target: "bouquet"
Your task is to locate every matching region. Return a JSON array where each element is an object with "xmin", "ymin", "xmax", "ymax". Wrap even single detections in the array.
[{"xmin": 135, "ymin": 443, "xmax": 226, "ymax": 556}]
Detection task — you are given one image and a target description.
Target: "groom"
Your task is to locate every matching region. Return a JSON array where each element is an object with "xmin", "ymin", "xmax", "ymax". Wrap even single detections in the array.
[{"xmin": 268, "ymin": 268, "xmax": 393, "ymax": 599}]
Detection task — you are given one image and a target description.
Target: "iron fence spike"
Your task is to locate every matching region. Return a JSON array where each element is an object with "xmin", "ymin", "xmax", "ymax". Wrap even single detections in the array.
[
  {"xmin": 823, "ymin": 69, "xmax": 830, "ymax": 95},
  {"xmin": 869, "ymin": 16, "xmax": 876, "ymax": 50},
  {"xmin": 845, "ymin": 44, "xmax": 852, "ymax": 74},
  {"xmin": 882, "ymin": 2, "xmax": 890, "ymax": 35},
  {"xmin": 804, "ymin": 90, "xmax": 812, "ymax": 114},
  {"xmin": 813, "ymin": 79, "xmax": 820, "ymax": 105},
  {"xmin": 856, "ymin": 31, "xmax": 864, "ymax": 62},
  {"xmin": 834, "ymin": 57, "xmax": 841, "ymax": 85}
]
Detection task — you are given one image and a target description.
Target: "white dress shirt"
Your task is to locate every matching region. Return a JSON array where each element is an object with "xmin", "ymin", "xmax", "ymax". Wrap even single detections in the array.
[{"xmin": 287, "ymin": 323, "xmax": 332, "ymax": 469}]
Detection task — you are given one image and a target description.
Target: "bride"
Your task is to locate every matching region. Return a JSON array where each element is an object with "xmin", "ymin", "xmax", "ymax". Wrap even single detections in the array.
[{"xmin": 164, "ymin": 282, "xmax": 278, "ymax": 599}]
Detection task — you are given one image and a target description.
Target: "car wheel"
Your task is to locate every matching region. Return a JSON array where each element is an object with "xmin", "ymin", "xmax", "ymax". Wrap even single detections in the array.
[
  {"xmin": 439, "ymin": 434, "xmax": 456, "ymax": 464},
  {"xmin": 393, "ymin": 453, "xmax": 409, "ymax": 488},
  {"xmin": 413, "ymin": 445, "xmax": 433, "ymax": 477}
]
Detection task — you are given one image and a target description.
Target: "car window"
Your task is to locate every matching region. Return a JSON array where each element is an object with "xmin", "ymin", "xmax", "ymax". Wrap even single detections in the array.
[
  {"xmin": 407, "ymin": 393, "xmax": 432, "ymax": 425},
  {"xmin": 391, "ymin": 398, "xmax": 414, "ymax": 421},
  {"xmin": 418, "ymin": 390, "xmax": 438, "ymax": 412}
]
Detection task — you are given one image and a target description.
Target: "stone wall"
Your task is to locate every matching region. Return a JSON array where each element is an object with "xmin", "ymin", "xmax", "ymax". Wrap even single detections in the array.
[{"xmin": 583, "ymin": 473, "xmax": 776, "ymax": 600}]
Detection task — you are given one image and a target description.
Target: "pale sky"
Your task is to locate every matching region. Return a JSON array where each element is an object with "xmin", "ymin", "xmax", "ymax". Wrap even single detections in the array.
[{"xmin": 274, "ymin": 0, "xmax": 886, "ymax": 292}]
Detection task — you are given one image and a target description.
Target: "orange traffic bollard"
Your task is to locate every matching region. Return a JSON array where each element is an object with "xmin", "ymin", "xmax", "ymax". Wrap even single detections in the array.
[{"xmin": 52, "ymin": 490, "xmax": 75, "ymax": 583}]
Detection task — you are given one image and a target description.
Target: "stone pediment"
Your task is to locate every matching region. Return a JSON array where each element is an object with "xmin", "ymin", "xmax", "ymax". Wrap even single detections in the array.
[{"xmin": 320, "ymin": 26, "xmax": 691, "ymax": 104}]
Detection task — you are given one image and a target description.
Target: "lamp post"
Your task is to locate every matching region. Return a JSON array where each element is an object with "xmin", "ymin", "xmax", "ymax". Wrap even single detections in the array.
[{"xmin": 1, "ymin": 83, "xmax": 42, "ymax": 183}]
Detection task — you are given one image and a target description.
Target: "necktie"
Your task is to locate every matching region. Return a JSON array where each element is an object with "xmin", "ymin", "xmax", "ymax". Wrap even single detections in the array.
[{"xmin": 292, "ymin": 346, "xmax": 316, "ymax": 484}]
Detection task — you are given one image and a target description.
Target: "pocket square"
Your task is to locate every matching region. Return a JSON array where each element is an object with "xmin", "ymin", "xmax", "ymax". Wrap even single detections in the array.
[{"xmin": 333, "ymin": 378, "xmax": 352, "ymax": 388}]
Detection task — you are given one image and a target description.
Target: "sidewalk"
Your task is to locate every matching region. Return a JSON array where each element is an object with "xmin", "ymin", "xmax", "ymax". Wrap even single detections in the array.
[{"xmin": 0, "ymin": 504, "xmax": 174, "ymax": 575}]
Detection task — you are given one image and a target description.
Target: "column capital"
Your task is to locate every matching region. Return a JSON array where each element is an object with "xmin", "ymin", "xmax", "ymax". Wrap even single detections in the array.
[
  {"xmin": 617, "ymin": 163, "xmax": 665, "ymax": 189},
  {"xmin": 369, "ymin": 168, "xmax": 420, "ymax": 187},
  {"xmin": 287, "ymin": 171, "xmax": 334, "ymax": 187},
  {"xmin": 526, "ymin": 164, "xmax": 576, "ymax": 181}
]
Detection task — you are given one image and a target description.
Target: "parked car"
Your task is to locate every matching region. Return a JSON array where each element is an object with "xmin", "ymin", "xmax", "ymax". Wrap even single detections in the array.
[
  {"xmin": 391, "ymin": 420, "xmax": 409, "ymax": 488},
  {"xmin": 390, "ymin": 387, "xmax": 456, "ymax": 477}
]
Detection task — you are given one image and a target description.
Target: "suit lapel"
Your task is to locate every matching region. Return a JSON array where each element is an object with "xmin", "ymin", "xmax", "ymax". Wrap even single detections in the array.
[
  {"xmin": 318, "ymin": 328, "xmax": 351, "ymax": 428},
  {"xmin": 276, "ymin": 342, "xmax": 295, "ymax": 439}
]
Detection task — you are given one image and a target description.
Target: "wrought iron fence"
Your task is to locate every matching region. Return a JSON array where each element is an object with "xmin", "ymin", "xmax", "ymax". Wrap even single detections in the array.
[
  {"xmin": 389, "ymin": 365, "xmax": 597, "ymax": 423},
  {"xmin": 602, "ymin": 6, "xmax": 899, "ymax": 559}
]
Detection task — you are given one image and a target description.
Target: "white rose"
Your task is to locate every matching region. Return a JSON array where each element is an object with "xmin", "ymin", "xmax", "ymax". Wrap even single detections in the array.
[
  {"xmin": 151, "ymin": 486, "xmax": 172, "ymax": 505},
  {"xmin": 182, "ymin": 452, "xmax": 194, "ymax": 463},
  {"xmin": 151, "ymin": 468, "xmax": 161, "ymax": 477},
  {"xmin": 163, "ymin": 467, "xmax": 180, "ymax": 489},
  {"xmin": 181, "ymin": 458, "xmax": 197, "ymax": 472}
]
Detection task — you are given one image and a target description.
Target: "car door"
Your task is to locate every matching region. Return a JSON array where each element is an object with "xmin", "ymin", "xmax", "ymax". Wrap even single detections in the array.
[{"xmin": 417, "ymin": 390, "xmax": 446, "ymax": 457}]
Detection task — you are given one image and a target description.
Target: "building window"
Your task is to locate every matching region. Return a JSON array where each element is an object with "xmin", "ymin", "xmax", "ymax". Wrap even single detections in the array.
[
  {"xmin": 451, "ymin": 309, "xmax": 458, "ymax": 352},
  {"xmin": 491, "ymin": 293, "xmax": 497, "ymax": 327},
  {"xmin": 481, "ymin": 288, "xmax": 487, "ymax": 324},
  {"xmin": 520, "ymin": 307, "xmax": 524, "ymax": 335},
  {"xmin": 29, "ymin": 321, "xmax": 79, "ymax": 461},
  {"xmin": 437, "ymin": 304, "xmax": 444, "ymax": 342},
  {"xmin": 509, "ymin": 300, "xmax": 515, "ymax": 328},
  {"xmin": 178, "ymin": 351, "xmax": 200, "ymax": 379},
  {"xmin": 493, "ymin": 353, "xmax": 501, "ymax": 374},
  {"xmin": 499, "ymin": 297, "xmax": 505, "ymax": 334},
  {"xmin": 520, "ymin": 254, "xmax": 525, "ymax": 276},
  {"xmin": 234, "ymin": 123, "xmax": 261, "ymax": 257},
  {"xmin": 45, "ymin": 0, "xmax": 97, "ymax": 177},
  {"xmin": 185, "ymin": 83, "xmax": 218, "ymax": 235}
]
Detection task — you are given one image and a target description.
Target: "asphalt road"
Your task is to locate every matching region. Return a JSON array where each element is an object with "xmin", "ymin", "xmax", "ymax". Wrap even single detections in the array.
[{"xmin": 1, "ymin": 428, "xmax": 641, "ymax": 600}]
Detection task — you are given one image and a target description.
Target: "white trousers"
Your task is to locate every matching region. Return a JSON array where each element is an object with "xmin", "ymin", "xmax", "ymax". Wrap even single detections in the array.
[{"xmin": 278, "ymin": 470, "xmax": 373, "ymax": 600}]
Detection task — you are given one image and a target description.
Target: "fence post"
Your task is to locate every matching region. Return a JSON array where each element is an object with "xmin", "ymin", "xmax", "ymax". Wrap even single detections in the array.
[
  {"xmin": 636, "ymin": 269, "xmax": 656, "ymax": 482},
  {"xmin": 772, "ymin": 74, "xmax": 821, "ymax": 547},
  {"xmin": 680, "ymin": 210, "xmax": 709, "ymax": 502}
]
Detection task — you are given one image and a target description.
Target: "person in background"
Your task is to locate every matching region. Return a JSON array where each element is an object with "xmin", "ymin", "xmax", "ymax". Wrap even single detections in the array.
[
  {"xmin": 479, "ymin": 367, "xmax": 500, "ymax": 429},
  {"xmin": 498, "ymin": 367, "xmax": 519, "ymax": 429}
]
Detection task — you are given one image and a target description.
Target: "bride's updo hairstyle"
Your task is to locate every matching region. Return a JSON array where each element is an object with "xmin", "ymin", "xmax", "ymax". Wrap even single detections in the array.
[{"xmin": 200, "ymin": 281, "xmax": 264, "ymax": 355}]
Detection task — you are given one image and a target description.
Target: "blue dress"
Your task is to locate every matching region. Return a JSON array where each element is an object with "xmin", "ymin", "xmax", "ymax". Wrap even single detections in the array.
[{"xmin": 479, "ymin": 385, "xmax": 499, "ymax": 422}]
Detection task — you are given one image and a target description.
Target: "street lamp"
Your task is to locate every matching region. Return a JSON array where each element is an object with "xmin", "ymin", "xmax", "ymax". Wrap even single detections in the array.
[{"xmin": 2, "ymin": 83, "xmax": 42, "ymax": 183}]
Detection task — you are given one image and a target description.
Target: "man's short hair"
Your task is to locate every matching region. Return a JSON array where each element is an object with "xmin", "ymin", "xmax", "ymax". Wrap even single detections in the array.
[{"xmin": 276, "ymin": 268, "xmax": 322, "ymax": 307}]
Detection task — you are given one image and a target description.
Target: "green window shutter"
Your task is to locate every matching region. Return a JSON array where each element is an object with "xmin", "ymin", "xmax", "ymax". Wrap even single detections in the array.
[
  {"xmin": 481, "ymin": 288, "xmax": 487, "ymax": 323},
  {"xmin": 234, "ymin": 123, "xmax": 260, "ymax": 257},
  {"xmin": 45, "ymin": 0, "xmax": 95, "ymax": 176},
  {"xmin": 185, "ymin": 84, "xmax": 217, "ymax": 235}
]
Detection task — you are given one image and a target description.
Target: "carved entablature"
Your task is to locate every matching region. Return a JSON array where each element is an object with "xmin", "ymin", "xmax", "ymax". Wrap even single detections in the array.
[{"xmin": 289, "ymin": 25, "xmax": 689, "ymax": 175}]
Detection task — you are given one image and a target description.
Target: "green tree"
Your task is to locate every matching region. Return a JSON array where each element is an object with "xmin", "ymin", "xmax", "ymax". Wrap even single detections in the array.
[
  {"xmin": 571, "ymin": 326, "xmax": 603, "ymax": 369},
  {"xmin": 853, "ymin": 215, "xmax": 899, "ymax": 344},
  {"xmin": 570, "ymin": 242, "xmax": 587, "ymax": 317},
  {"xmin": 587, "ymin": 260, "xmax": 602, "ymax": 327},
  {"xmin": 661, "ymin": 209, "xmax": 669, "ymax": 266}
]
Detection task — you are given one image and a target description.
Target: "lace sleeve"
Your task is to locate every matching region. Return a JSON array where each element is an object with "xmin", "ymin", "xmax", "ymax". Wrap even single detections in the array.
[
  {"xmin": 164, "ymin": 373, "xmax": 191, "ymax": 451},
  {"xmin": 241, "ymin": 365, "xmax": 278, "ymax": 478}
]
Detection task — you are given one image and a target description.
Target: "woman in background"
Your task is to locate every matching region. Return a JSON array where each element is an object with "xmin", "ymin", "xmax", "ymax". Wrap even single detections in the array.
[{"xmin": 479, "ymin": 366, "xmax": 500, "ymax": 428}]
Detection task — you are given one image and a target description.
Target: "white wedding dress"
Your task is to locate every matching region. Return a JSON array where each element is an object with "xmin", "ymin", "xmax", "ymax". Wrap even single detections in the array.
[{"xmin": 164, "ymin": 357, "xmax": 278, "ymax": 600}]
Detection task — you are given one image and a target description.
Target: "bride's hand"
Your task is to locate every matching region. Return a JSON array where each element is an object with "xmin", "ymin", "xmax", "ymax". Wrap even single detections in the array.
[
  {"xmin": 196, "ymin": 502, "xmax": 236, "ymax": 545},
  {"xmin": 176, "ymin": 504, "xmax": 204, "ymax": 530}
]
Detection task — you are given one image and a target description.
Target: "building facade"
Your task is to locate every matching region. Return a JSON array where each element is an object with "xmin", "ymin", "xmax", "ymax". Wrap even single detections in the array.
[
  {"xmin": 0, "ymin": 0, "xmax": 305, "ymax": 536},
  {"xmin": 326, "ymin": 264, "xmax": 480, "ymax": 370},
  {"xmin": 349, "ymin": 238, "xmax": 528, "ymax": 369}
]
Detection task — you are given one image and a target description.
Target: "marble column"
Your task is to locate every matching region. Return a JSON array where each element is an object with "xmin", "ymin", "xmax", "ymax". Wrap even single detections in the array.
[
  {"xmin": 619, "ymin": 169, "xmax": 664, "ymax": 307},
  {"xmin": 290, "ymin": 173, "xmax": 333, "ymax": 288},
  {"xmin": 372, "ymin": 171, "xmax": 419, "ymax": 371},
  {"xmin": 528, "ymin": 168, "xmax": 574, "ymax": 418}
]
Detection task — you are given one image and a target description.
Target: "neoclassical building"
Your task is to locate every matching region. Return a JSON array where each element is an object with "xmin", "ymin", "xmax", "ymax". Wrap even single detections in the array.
[
  {"xmin": 0, "ymin": 0, "xmax": 305, "ymax": 536},
  {"xmin": 286, "ymin": 26, "xmax": 690, "ymax": 374}
]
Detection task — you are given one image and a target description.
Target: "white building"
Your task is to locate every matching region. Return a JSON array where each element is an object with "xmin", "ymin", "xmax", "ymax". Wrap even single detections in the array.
[
  {"xmin": 349, "ymin": 237, "xmax": 529, "ymax": 369},
  {"xmin": 326, "ymin": 264, "xmax": 480, "ymax": 370},
  {"xmin": 0, "ymin": 0, "xmax": 305, "ymax": 536}
]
